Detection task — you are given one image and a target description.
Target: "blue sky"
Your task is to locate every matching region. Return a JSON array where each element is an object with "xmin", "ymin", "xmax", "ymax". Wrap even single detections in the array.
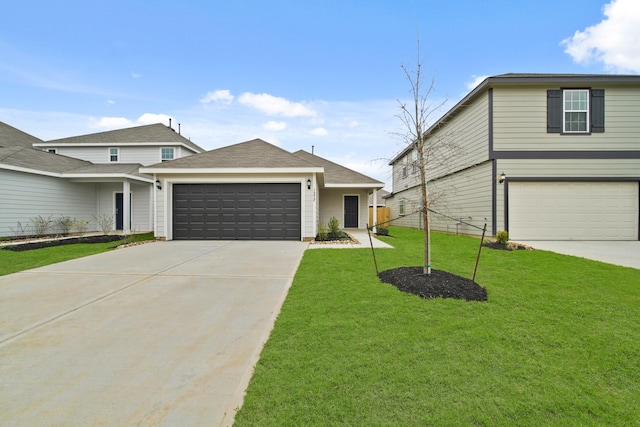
[{"xmin": 1, "ymin": 0, "xmax": 638, "ymax": 189}]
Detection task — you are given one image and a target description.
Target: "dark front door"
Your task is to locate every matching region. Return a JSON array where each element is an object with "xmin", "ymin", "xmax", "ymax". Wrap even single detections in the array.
[
  {"xmin": 115, "ymin": 193, "xmax": 123, "ymax": 230},
  {"xmin": 115, "ymin": 193, "xmax": 131, "ymax": 230},
  {"xmin": 344, "ymin": 195, "xmax": 358, "ymax": 228}
]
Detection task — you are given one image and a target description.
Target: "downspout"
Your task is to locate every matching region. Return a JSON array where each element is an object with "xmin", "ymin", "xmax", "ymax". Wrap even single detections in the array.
[{"xmin": 153, "ymin": 174, "xmax": 157, "ymax": 237}]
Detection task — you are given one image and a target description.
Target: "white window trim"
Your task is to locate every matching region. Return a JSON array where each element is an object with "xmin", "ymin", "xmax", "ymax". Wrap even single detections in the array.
[
  {"xmin": 109, "ymin": 147, "xmax": 119, "ymax": 162},
  {"xmin": 563, "ymin": 89, "xmax": 590, "ymax": 133},
  {"xmin": 399, "ymin": 198, "xmax": 405, "ymax": 216},
  {"xmin": 161, "ymin": 147, "xmax": 175, "ymax": 162}
]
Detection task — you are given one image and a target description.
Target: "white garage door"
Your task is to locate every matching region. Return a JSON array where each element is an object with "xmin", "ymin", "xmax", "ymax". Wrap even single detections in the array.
[{"xmin": 509, "ymin": 182, "xmax": 638, "ymax": 240}]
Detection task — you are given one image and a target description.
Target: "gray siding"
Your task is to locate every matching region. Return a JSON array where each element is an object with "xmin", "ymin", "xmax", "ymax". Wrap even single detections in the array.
[
  {"xmin": 52, "ymin": 145, "xmax": 195, "ymax": 166},
  {"xmin": 0, "ymin": 169, "xmax": 98, "ymax": 237},
  {"xmin": 94, "ymin": 183, "xmax": 152, "ymax": 232}
]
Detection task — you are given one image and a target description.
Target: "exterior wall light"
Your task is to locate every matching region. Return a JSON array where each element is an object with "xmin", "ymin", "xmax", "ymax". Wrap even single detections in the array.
[
  {"xmin": 498, "ymin": 172, "xmax": 506, "ymax": 184},
  {"xmin": 156, "ymin": 179, "xmax": 162, "ymax": 190},
  {"xmin": 306, "ymin": 179, "xmax": 312, "ymax": 190}
]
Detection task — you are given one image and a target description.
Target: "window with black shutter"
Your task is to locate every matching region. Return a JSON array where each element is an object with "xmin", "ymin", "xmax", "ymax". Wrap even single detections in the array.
[{"xmin": 547, "ymin": 89, "xmax": 605, "ymax": 134}]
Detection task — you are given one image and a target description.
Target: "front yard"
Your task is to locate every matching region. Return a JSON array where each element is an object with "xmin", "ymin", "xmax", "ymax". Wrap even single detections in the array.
[{"xmin": 234, "ymin": 227, "xmax": 640, "ymax": 426}]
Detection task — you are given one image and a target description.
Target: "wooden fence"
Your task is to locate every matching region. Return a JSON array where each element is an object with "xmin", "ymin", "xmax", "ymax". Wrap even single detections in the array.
[{"xmin": 368, "ymin": 207, "xmax": 390, "ymax": 228}]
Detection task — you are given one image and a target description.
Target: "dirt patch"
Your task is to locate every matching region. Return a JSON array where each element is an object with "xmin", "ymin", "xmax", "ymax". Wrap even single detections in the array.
[
  {"xmin": 2, "ymin": 235, "xmax": 123, "ymax": 252},
  {"xmin": 378, "ymin": 267, "xmax": 488, "ymax": 302}
]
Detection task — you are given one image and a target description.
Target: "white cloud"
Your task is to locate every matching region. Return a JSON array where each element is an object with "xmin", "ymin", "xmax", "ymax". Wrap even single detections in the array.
[
  {"xmin": 90, "ymin": 116, "xmax": 133, "ymax": 129},
  {"xmin": 263, "ymin": 121, "xmax": 287, "ymax": 131},
  {"xmin": 107, "ymin": 100, "xmax": 115, "ymax": 105},
  {"xmin": 200, "ymin": 89, "xmax": 234, "ymax": 104},
  {"xmin": 466, "ymin": 75, "xmax": 489, "ymax": 91},
  {"xmin": 136, "ymin": 113, "xmax": 172, "ymax": 125},
  {"xmin": 132, "ymin": 73, "xmax": 141, "ymax": 78},
  {"xmin": 238, "ymin": 92, "xmax": 317, "ymax": 117},
  {"xmin": 348, "ymin": 120, "xmax": 359, "ymax": 128},
  {"xmin": 89, "ymin": 113, "xmax": 172, "ymax": 130},
  {"xmin": 309, "ymin": 127, "xmax": 328, "ymax": 136},
  {"xmin": 561, "ymin": 0, "xmax": 640, "ymax": 73}
]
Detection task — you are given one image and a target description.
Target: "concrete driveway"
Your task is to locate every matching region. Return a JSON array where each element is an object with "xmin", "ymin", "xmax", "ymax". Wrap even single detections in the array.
[
  {"xmin": 0, "ymin": 240, "xmax": 307, "ymax": 426},
  {"xmin": 515, "ymin": 240, "xmax": 640, "ymax": 269}
]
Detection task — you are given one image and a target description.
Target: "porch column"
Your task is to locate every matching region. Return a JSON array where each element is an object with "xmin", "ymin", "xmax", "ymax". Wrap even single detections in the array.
[
  {"xmin": 372, "ymin": 188, "xmax": 377, "ymax": 234},
  {"xmin": 123, "ymin": 180, "xmax": 131, "ymax": 234}
]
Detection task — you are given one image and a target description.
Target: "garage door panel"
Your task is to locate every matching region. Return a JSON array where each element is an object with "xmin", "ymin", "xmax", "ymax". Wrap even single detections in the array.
[
  {"xmin": 173, "ymin": 183, "xmax": 301, "ymax": 240},
  {"xmin": 509, "ymin": 182, "xmax": 638, "ymax": 240}
]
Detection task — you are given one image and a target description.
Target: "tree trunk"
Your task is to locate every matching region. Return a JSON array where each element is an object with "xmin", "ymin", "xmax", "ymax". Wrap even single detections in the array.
[{"xmin": 419, "ymin": 154, "xmax": 431, "ymax": 275}]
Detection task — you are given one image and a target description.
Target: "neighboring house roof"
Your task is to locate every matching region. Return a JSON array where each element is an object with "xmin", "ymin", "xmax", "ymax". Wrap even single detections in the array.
[
  {"xmin": 35, "ymin": 123, "xmax": 205, "ymax": 153},
  {"xmin": 0, "ymin": 121, "xmax": 43, "ymax": 148},
  {"xmin": 292, "ymin": 150, "xmax": 384, "ymax": 188},
  {"xmin": 368, "ymin": 189, "xmax": 390, "ymax": 205},
  {"xmin": 389, "ymin": 73, "xmax": 640, "ymax": 164},
  {"xmin": 142, "ymin": 139, "xmax": 321, "ymax": 170},
  {"xmin": 0, "ymin": 121, "xmax": 152, "ymax": 182}
]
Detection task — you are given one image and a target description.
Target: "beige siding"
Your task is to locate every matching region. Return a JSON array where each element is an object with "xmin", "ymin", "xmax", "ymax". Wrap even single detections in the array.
[
  {"xmin": 428, "ymin": 91, "xmax": 489, "ymax": 179},
  {"xmin": 497, "ymin": 158, "xmax": 640, "ymax": 178},
  {"xmin": 385, "ymin": 186, "xmax": 423, "ymax": 229},
  {"xmin": 318, "ymin": 188, "xmax": 370, "ymax": 229},
  {"xmin": 493, "ymin": 85, "xmax": 640, "ymax": 151},
  {"xmin": 387, "ymin": 162, "xmax": 494, "ymax": 235},
  {"xmin": 429, "ymin": 162, "xmax": 493, "ymax": 236}
]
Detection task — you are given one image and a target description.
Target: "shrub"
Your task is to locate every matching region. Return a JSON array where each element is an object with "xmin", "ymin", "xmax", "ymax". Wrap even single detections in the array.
[
  {"xmin": 376, "ymin": 226, "xmax": 389, "ymax": 236},
  {"xmin": 30, "ymin": 215, "xmax": 53, "ymax": 236},
  {"xmin": 496, "ymin": 230, "xmax": 509, "ymax": 244},
  {"xmin": 9, "ymin": 221, "xmax": 31, "ymax": 239},
  {"xmin": 316, "ymin": 222, "xmax": 328, "ymax": 241},
  {"xmin": 55, "ymin": 216, "xmax": 75, "ymax": 235},
  {"xmin": 93, "ymin": 214, "xmax": 114, "ymax": 235},
  {"xmin": 72, "ymin": 219, "xmax": 89, "ymax": 235},
  {"xmin": 328, "ymin": 216, "xmax": 340, "ymax": 238}
]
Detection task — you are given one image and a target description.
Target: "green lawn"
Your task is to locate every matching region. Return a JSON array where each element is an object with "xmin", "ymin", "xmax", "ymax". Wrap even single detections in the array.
[
  {"xmin": 235, "ymin": 227, "xmax": 640, "ymax": 426},
  {"xmin": 0, "ymin": 233, "xmax": 155, "ymax": 276}
]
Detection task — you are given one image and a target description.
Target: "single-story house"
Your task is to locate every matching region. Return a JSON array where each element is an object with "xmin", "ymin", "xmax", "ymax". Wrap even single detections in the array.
[
  {"xmin": 386, "ymin": 73, "xmax": 640, "ymax": 241},
  {"xmin": 140, "ymin": 138, "xmax": 385, "ymax": 241}
]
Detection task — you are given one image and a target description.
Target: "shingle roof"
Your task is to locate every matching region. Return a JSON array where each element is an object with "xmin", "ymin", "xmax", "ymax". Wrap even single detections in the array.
[
  {"xmin": 292, "ymin": 150, "xmax": 384, "ymax": 186},
  {"xmin": 0, "ymin": 121, "xmax": 151, "ymax": 180},
  {"xmin": 145, "ymin": 138, "xmax": 320, "ymax": 169},
  {"xmin": 41, "ymin": 123, "xmax": 204, "ymax": 153},
  {"xmin": 0, "ymin": 121, "xmax": 44, "ymax": 148}
]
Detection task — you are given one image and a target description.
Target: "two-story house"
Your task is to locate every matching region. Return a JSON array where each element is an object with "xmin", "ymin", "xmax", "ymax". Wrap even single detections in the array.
[
  {"xmin": 0, "ymin": 122, "xmax": 203, "ymax": 236},
  {"xmin": 386, "ymin": 74, "xmax": 640, "ymax": 241}
]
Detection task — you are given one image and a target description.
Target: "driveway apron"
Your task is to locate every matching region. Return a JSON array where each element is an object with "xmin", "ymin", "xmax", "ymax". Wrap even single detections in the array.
[{"xmin": 0, "ymin": 240, "xmax": 307, "ymax": 426}]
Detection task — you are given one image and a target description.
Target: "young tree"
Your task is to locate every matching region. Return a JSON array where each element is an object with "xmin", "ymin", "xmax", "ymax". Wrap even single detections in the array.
[{"xmin": 396, "ymin": 45, "xmax": 447, "ymax": 275}]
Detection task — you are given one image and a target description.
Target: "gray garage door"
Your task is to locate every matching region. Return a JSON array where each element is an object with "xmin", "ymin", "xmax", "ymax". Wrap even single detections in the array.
[{"xmin": 173, "ymin": 183, "xmax": 301, "ymax": 240}]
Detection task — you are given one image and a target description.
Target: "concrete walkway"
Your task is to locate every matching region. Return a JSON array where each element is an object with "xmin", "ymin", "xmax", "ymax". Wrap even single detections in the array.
[
  {"xmin": 308, "ymin": 230, "xmax": 393, "ymax": 249},
  {"xmin": 515, "ymin": 240, "xmax": 640, "ymax": 270},
  {"xmin": 0, "ymin": 240, "xmax": 307, "ymax": 426}
]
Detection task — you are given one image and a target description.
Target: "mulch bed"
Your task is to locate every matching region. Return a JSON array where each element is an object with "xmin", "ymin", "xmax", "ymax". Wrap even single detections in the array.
[
  {"xmin": 2, "ymin": 235, "xmax": 123, "ymax": 252},
  {"xmin": 378, "ymin": 267, "xmax": 488, "ymax": 302}
]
